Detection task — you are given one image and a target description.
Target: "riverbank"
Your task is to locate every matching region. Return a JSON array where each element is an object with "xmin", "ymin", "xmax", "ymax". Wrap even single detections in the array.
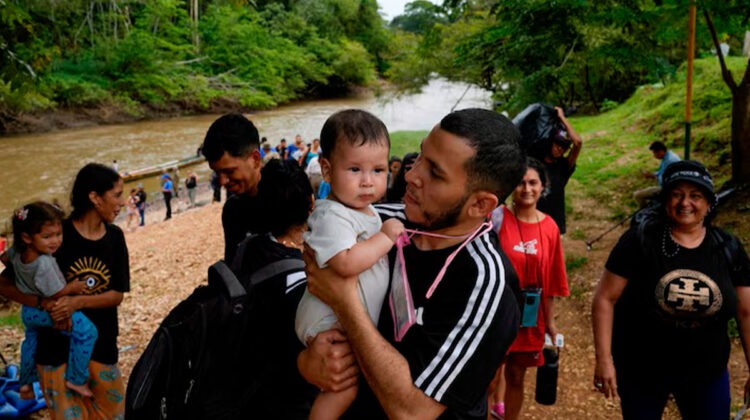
[
  {"xmin": 0, "ymin": 83, "xmax": 379, "ymax": 137},
  {"xmin": 1, "ymin": 101, "xmax": 262, "ymax": 136}
]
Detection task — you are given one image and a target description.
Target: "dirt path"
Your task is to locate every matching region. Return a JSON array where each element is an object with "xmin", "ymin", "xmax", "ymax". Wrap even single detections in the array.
[{"xmin": 2, "ymin": 188, "xmax": 748, "ymax": 419}]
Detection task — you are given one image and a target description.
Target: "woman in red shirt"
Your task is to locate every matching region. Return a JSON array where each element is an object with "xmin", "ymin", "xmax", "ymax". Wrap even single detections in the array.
[{"xmin": 489, "ymin": 157, "xmax": 569, "ymax": 420}]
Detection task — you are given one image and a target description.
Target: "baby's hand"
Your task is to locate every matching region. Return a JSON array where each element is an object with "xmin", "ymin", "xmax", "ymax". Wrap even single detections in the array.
[
  {"xmin": 69, "ymin": 279, "xmax": 88, "ymax": 294},
  {"xmin": 381, "ymin": 219, "xmax": 405, "ymax": 243}
]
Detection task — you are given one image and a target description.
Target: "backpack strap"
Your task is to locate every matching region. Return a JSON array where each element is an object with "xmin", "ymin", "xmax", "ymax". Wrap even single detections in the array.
[
  {"xmin": 249, "ymin": 259, "xmax": 305, "ymax": 287},
  {"xmin": 229, "ymin": 234, "xmax": 257, "ymax": 273},
  {"xmin": 709, "ymin": 227, "xmax": 739, "ymax": 273},
  {"xmin": 208, "ymin": 261, "xmax": 247, "ymax": 300}
]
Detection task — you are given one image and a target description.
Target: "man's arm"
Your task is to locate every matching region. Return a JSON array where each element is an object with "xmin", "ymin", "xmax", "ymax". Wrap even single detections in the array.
[
  {"xmin": 557, "ymin": 107, "xmax": 582, "ymax": 169},
  {"xmin": 305, "ymin": 252, "xmax": 446, "ymax": 419}
]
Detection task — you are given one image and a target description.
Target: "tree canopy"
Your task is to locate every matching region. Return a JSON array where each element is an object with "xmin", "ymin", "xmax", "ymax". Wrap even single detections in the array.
[{"xmin": 0, "ymin": 0, "xmax": 392, "ymax": 128}]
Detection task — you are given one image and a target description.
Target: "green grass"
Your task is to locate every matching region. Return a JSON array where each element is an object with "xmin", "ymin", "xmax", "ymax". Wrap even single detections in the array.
[
  {"xmin": 389, "ymin": 130, "xmax": 427, "ymax": 159},
  {"xmin": 0, "ymin": 311, "xmax": 22, "ymax": 328},
  {"xmin": 565, "ymin": 255, "xmax": 588, "ymax": 273}
]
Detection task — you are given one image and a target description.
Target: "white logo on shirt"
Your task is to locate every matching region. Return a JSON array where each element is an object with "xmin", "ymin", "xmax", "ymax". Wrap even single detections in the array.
[{"xmin": 513, "ymin": 239, "xmax": 538, "ymax": 255}]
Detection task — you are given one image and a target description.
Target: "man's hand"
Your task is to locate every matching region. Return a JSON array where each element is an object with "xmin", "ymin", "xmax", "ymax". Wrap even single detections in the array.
[
  {"xmin": 303, "ymin": 245, "xmax": 359, "ymax": 309},
  {"xmin": 298, "ymin": 329, "xmax": 359, "ymax": 392}
]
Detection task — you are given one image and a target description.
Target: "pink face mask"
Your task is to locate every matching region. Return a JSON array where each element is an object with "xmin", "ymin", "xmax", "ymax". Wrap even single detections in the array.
[{"xmin": 389, "ymin": 220, "xmax": 494, "ymax": 341}]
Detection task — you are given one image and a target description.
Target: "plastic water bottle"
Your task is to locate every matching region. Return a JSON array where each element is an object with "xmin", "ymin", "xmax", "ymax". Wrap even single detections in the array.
[{"xmin": 535, "ymin": 347, "xmax": 559, "ymax": 405}]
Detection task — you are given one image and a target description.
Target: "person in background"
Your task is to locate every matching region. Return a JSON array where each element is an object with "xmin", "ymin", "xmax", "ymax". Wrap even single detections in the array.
[
  {"xmin": 185, "ymin": 171, "xmax": 198, "ymax": 208},
  {"xmin": 111, "ymin": 160, "xmax": 119, "ymax": 173},
  {"xmin": 592, "ymin": 160, "xmax": 750, "ymax": 419},
  {"xmin": 536, "ymin": 106, "xmax": 582, "ymax": 235},
  {"xmin": 387, "ymin": 156, "xmax": 401, "ymax": 190},
  {"xmin": 488, "ymin": 157, "xmax": 569, "ymax": 420},
  {"xmin": 135, "ymin": 183, "xmax": 147, "ymax": 227},
  {"xmin": 288, "ymin": 134, "xmax": 307, "ymax": 164},
  {"xmin": 0, "ymin": 162, "xmax": 130, "ymax": 419},
  {"xmin": 305, "ymin": 153, "xmax": 323, "ymax": 196},
  {"xmin": 277, "ymin": 138, "xmax": 288, "ymax": 160},
  {"xmin": 161, "ymin": 174, "xmax": 173, "ymax": 221},
  {"xmin": 171, "ymin": 167, "xmax": 181, "ymax": 198},
  {"xmin": 262, "ymin": 142, "xmax": 280, "ymax": 165},
  {"xmin": 200, "ymin": 112, "xmax": 263, "ymax": 265},
  {"xmin": 210, "ymin": 172, "xmax": 221, "ymax": 203},
  {"xmin": 385, "ymin": 152, "xmax": 418, "ymax": 203},
  {"xmin": 126, "ymin": 188, "xmax": 138, "ymax": 230},
  {"xmin": 633, "ymin": 140, "xmax": 681, "ymax": 208},
  {"xmin": 303, "ymin": 138, "xmax": 322, "ymax": 169},
  {"xmin": 259, "ymin": 137, "xmax": 269, "ymax": 159}
]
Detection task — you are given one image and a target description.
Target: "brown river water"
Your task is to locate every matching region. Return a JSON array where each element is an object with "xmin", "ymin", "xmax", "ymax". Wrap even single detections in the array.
[{"xmin": 0, "ymin": 79, "xmax": 491, "ymax": 232}]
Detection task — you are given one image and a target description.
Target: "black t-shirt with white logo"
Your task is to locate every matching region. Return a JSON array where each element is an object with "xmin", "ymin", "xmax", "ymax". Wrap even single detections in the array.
[
  {"xmin": 36, "ymin": 219, "xmax": 130, "ymax": 366},
  {"xmin": 606, "ymin": 226, "xmax": 750, "ymax": 381}
]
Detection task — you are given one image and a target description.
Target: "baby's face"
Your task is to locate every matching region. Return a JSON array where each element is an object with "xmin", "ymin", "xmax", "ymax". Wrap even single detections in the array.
[{"xmin": 322, "ymin": 140, "xmax": 389, "ymax": 211}]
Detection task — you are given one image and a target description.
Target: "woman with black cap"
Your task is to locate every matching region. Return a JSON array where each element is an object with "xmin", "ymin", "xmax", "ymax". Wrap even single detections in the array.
[{"xmin": 592, "ymin": 160, "xmax": 750, "ymax": 419}]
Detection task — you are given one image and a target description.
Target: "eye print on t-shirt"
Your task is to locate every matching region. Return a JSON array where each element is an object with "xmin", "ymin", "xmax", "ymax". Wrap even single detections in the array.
[
  {"xmin": 654, "ymin": 269, "xmax": 722, "ymax": 328},
  {"xmin": 66, "ymin": 257, "xmax": 111, "ymax": 295}
]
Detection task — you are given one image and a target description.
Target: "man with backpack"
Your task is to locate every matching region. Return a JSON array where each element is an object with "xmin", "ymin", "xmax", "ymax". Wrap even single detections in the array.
[{"xmin": 200, "ymin": 113, "xmax": 263, "ymax": 265}]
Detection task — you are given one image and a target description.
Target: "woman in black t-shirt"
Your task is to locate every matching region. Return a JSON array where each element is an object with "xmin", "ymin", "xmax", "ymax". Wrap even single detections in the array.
[
  {"xmin": 592, "ymin": 161, "xmax": 750, "ymax": 420},
  {"xmin": 1, "ymin": 163, "xmax": 130, "ymax": 419}
]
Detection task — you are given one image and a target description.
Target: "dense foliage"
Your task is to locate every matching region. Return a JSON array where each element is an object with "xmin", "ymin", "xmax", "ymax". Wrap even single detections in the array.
[
  {"xmin": 0, "ymin": 0, "xmax": 392, "ymax": 127},
  {"xmin": 388, "ymin": 0, "xmax": 750, "ymax": 114}
]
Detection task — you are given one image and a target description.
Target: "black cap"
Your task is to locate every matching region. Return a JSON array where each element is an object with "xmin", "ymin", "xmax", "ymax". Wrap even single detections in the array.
[{"xmin": 661, "ymin": 160, "xmax": 715, "ymax": 205}]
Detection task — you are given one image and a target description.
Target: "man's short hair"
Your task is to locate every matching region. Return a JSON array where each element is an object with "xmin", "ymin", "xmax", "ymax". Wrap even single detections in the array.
[
  {"xmin": 201, "ymin": 113, "xmax": 260, "ymax": 162},
  {"xmin": 320, "ymin": 109, "xmax": 390, "ymax": 160},
  {"xmin": 649, "ymin": 141, "xmax": 667, "ymax": 152},
  {"xmin": 439, "ymin": 108, "xmax": 526, "ymax": 202}
]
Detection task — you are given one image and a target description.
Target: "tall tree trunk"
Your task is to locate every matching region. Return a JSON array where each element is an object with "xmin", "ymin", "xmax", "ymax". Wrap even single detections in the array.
[
  {"xmin": 704, "ymin": 9, "xmax": 750, "ymax": 183},
  {"xmin": 732, "ymin": 80, "xmax": 750, "ymax": 182}
]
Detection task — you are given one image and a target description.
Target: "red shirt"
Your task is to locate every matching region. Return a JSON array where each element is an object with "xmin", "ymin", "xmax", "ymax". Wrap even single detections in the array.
[{"xmin": 498, "ymin": 206, "xmax": 569, "ymax": 352}]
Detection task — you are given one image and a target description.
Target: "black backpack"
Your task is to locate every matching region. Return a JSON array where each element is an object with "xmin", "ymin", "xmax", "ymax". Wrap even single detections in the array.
[{"xmin": 125, "ymin": 251, "xmax": 304, "ymax": 419}]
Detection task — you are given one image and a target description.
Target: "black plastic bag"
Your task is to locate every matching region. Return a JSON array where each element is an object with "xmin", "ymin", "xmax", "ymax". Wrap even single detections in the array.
[{"xmin": 512, "ymin": 103, "xmax": 565, "ymax": 160}]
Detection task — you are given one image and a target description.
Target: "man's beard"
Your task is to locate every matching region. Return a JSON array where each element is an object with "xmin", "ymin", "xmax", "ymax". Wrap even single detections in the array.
[{"xmin": 413, "ymin": 193, "xmax": 468, "ymax": 232}]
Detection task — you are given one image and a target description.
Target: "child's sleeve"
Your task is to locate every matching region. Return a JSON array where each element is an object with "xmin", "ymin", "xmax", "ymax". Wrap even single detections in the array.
[
  {"xmin": 305, "ymin": 204, "xmax": 358, "ymax": 267},
  {"xmin": 34, "ymin": 255, "xmax": 66, "ymax": 297}
]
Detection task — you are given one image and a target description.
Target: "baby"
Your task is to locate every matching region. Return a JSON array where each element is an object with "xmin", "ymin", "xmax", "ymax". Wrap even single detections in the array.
[{"xmin": 295, "ymin": 109, "xmax": 404, "ymax": 419}]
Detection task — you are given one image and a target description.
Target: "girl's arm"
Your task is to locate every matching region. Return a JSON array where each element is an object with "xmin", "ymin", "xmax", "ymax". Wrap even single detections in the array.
[
  {"xmin": 49, "ymin": 279, "xmax": 87, "ymax": 299},
  {"xmin": 327, "ymin": 219, "xmax": 404, "ymax": 277}
]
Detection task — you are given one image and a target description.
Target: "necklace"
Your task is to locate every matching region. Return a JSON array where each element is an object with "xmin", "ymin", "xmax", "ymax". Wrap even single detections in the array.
[{"xmin": 661, "ymin": 226, "xmax": 680, "ymax": 258}]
